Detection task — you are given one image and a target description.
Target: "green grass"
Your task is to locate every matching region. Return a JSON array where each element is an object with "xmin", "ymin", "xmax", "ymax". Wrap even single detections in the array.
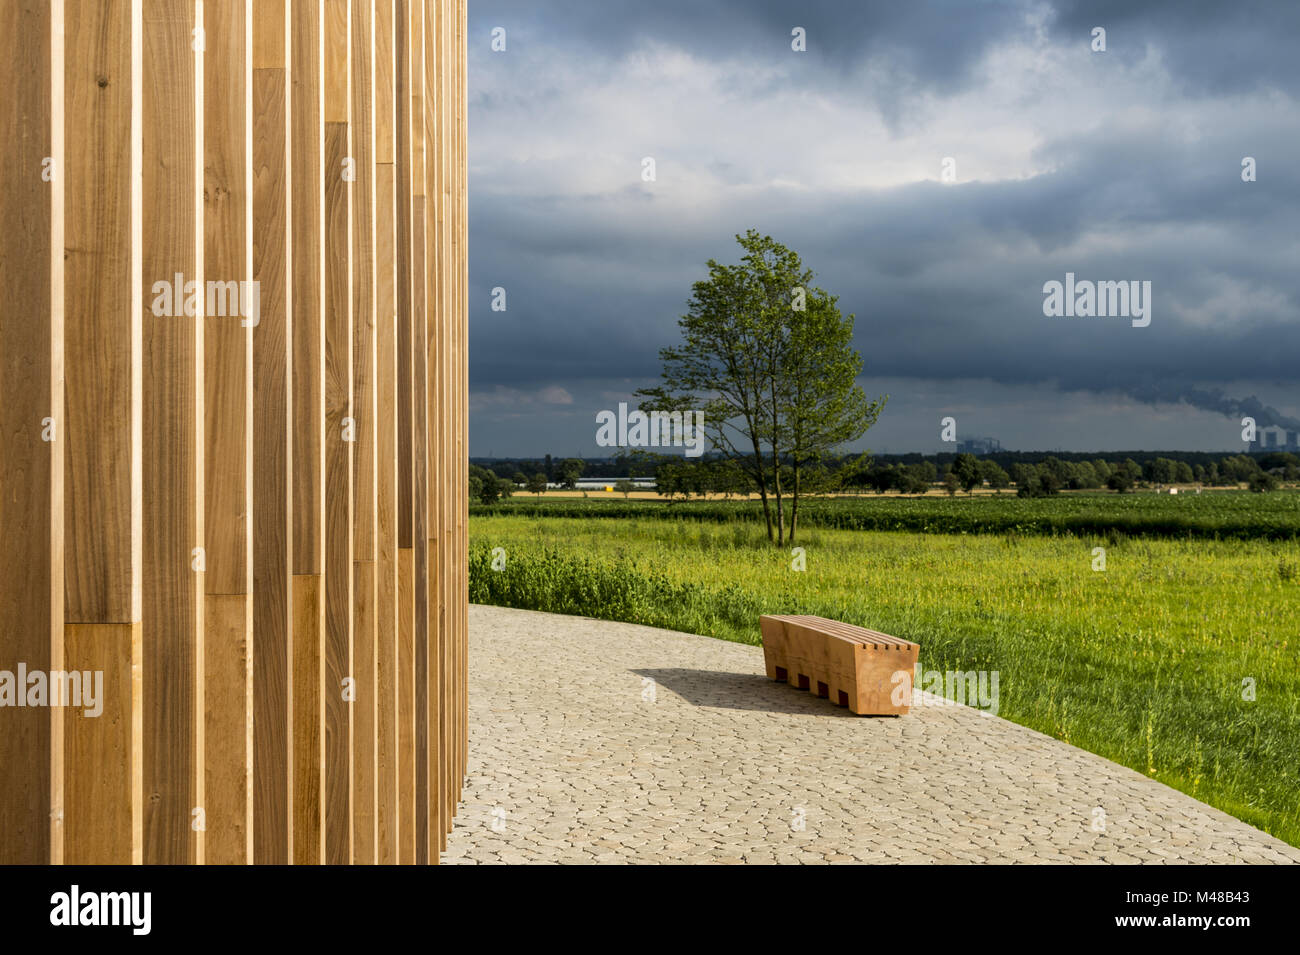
[
  {"xmin": 475, "ymin": 489, "xmax": 1300, "ymax": 540},
  {"xmin": 470, "ymin": 513, "xmax": 1300, "ymax": 847}
]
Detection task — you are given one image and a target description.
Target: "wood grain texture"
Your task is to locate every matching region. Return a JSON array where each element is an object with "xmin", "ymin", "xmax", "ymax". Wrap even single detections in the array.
[
  {"xmin": 288, "ymin": 0, "xmax": 325, "ymax": 866},
  {"xmin": 251, "ymin": 0, "xmax": 292, "ymax": 864},
  {"xmin": 456, "ymin": 0, "xmax": 468, "ymax": 812},
  {"xmin": 204, "ymin": 592, "xmax": 252, "ymax": 861},
  {"xmin": 322, "ymin": 0, "xmax": 352, "ymax": 866},
  {"xmin": 373, "ymin": 0, "xmax": 399, "ymax": 866},
  {"xmin": 373, "ymin": 0, "xmax": 395, "ymax": 165},
  {"xmin": 395, "ymin": 0, "xmax": 413, "ymax": 550},
  {"xmin": 412, "ymin": 194, "xmax": 431, "ymax": 864},
  {"xmin": 290, "ymin": 0, "xmax": 323, "ymax": 574},
  {"xmin": 61, "ymin": 0, "xmax": 142, "ymax": 866},
  {"xmin": 351, "ymin": 558, "xmax": 376, "ymax": 862},
  {"xmin": 408, "ymin": 0, "xmax": 439, "ymax": 867},
  {"xmin": 202, "ymin": 0, "xmax": 253, "ymax": 865},
  {"xmin": 1, "ymin": 0, "xmax": 465, "ymax": 868},
  {"xmin": 291, "ymin": 572, "xmax": 323, "ymax": 863},
  {"xmin": 140, "ymin": 0, "xmax": 198, "ymax": 866},
  {"xmin": 397, "ymin": 546, "xmax": 415, "ymax": 864},
  {"xmin": 252, "ymin": 0, "xmax": 287, "ymax": 70},
  {"xmin": 350, "ymin": 0, "xmax": 378, "ymax": 864},
  {"xmin": 63, "ymin": 623, "xmax": 139, "ymax": 864},
  {"xmin": 0, "ymin": 0, "xmax": 58, "ymax": 865},
  {"xmin": 406, "ymin": 0, "xmax": 433, "ymax": 865},
  {"xmin": 430, "ymin": 0, "xmax": 450, "ymax": 851},
  {"xmin": 63, "ymin": 0, "xmax": 139, "ymax": 626},
  {"xmin": 203, "ymin": 0, "xmax": 252, "ymax": 597}
]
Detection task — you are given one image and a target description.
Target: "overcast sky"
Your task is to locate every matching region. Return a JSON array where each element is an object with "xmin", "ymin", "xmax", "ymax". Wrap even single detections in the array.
[{"xmin": 467, "ymin": 0, "xmax": 1300, "ymax": 457}]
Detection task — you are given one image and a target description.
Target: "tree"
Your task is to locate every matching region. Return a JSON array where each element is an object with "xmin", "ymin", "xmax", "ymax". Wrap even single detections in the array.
[
  {"xmin": 636, "ymin": 230, "xmax": 885, "ymax": 545},
  {"xmin": 469, "ymin": 464, "xmax": 501, "ymax": 504},
  {"xmin": 526, "ymin": 472, "xmax": 547, "ymax": 497},
  {"xmin": 559, "ymin": 457, "xmax": 584, "ymax": 489},
  {"xmin": 1145, "ymin": 457, "xmax": 1177, "ymax": 485},
  {"xmin": 951, "ymin": 453, "xmax": 982, "ymax": 493},
  {"xmin": 943, "ymin": 470, "xmax": 960, "ymax": 496},
  {"xmin": 980, "ymin": 460, "xmax": 1010, "ymax": 489},
  {"xmin": 512, "ymin": 471, "xmax": 526, "ymax": 487},
  {"xmin": 656, "ymin": 461, "xmax": 684, "ymax": 501},
  {"xmin": 1118, "ymin": 458, "xmax": 1143, "ymax": 486},
  {"xmin": 1260, "ymin": 451, "xmax": 1299, "ymax": 471},
  {"xmin": 782, "ymin": 288, "xmax": 885, "ymax": 539},
  {"xmin": 899, "ymin": 463, "xmax": 932, "ymax": 495},
  {"xmin": 1250, "ymin": 472, "xmax": 1280, "ymax": 493},
  {"xmin": 614, "ymin": 479, "xmax": 634, "ymax": 498},
  {"xmin": 1067, "ymin": 461, "xmax": 1100, "ymax": 490},
  {"xmin": 1010, "ymin": 462, "xmax": 1036, "ymax": 491}
]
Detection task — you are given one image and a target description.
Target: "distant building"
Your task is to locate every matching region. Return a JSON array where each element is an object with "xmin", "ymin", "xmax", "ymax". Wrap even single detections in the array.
[
  {"xmin": 1249, "ymin": 426, "xmax": 1300, "ymax": 453},
  {"xmin": 572, "ymin": 477, "xmax": 654, "ymax": 490},
  {"xmin": 956, "ymin": 437, "xmax": 1003, "ymax": 455}
]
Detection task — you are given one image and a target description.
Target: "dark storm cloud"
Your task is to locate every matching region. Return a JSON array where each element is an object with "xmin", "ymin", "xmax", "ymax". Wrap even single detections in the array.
[
  {"xmin": 1046, "ymin": 0, "xmax": 1300, "ymax": 97},
  {"xmin": 468, "ymin": 0, "xmax": 1300, "ymax": 453},
  {"xmin": 472, "ymin": 0, "xmax": 1026, "ymax": 84}
]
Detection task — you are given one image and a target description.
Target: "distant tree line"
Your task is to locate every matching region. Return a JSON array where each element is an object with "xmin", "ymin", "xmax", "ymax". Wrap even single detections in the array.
[
  {"xmin": 470, "ymin": 449, "xmax": 1296, "ymax": 502},
  {"xmin": 839, "ymin": 452, "xmax": 1291, "ymax": 496}
]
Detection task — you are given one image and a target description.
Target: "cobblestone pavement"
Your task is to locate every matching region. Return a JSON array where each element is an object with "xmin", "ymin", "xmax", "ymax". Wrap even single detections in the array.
[{"xmin": 443, "ymin": 605, "xmax": 1300, "ymax": 865}]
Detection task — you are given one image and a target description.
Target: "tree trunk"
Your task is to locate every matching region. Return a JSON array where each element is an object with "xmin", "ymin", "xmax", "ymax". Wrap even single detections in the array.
[
  {"xmin": 771, "ymin": 445, "xmax": 784, "ymax": 545},
  {"xmin": 790, "ymin": 457, "xmax": 800, "ymax": 543},
  {"xmin": 749, "ymin": 439, "xmax": 774, "ymax": 541}
]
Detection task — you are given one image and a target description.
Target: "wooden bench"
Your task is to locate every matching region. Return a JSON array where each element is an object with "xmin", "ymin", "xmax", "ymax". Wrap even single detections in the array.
[{"xmin": 759, "ymin": 615, "xmax": 919, "ymax": 715}]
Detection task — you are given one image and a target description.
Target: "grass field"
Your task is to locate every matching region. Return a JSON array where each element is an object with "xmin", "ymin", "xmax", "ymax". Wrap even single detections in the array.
[{"xmin": 470, "ymin": 499, "xmax": 1300, "ymax": 847}]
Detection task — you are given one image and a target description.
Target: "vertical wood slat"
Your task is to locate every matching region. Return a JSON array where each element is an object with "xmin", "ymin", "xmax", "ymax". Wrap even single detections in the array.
[
  {"xmin": 449, "ymin": 0, "xmax": 461, "ymax": 823},
  {"xmin": 427, "ymin": 0, "xmax": 441, "ymax": 853},
  {"xmin": 372, "ymin": 0, "xmax": 399, "ymax": 866},
  {"xmin": 426, "ymin": 0, "xmax": 447, "ymax": 851},
  {"xmin": 0, "ymin": 0, "xmax": 464, "ymax": 869},
  {"xmin": 452, "ymin": 0, "xmax": 463, "ymax": 835},
  {"xmin": 322, "ymin": 0, "xmax": 353, "ymax": 866},
  {"xmin": 140, "ymin": 0, "xmax": 199, "ymax": 866},
  {"xmin": 350, "ymin": 0, "xmax": 377, "ymax": 865},
  {"xmin": 457, "ymin": 0, "xmax": 468, "ymax": 818},
  {"xmin": 289, "ymin": 0, "xmax": 325, "ymax": 866},
  {"xmin": 408, "ymin": 0, "xmax": 432, "ymax": 865},
  {"xmin": 252, "ymin": 0, "xmax": 292, "ymax": 865},
  {"xmin": 61, "ymin": 0, "xmax": 142, "ymax": 866},
  {"xmin": 203, "ymin": 0, "xmax": 253, "ymax": 865},
  {"xmin": 0, "ymin": 0, "xmax": 59, "ymax": 866},
  {"xmin": 393, "ymin": 0, "xmax": 417, "ymax": 866}
]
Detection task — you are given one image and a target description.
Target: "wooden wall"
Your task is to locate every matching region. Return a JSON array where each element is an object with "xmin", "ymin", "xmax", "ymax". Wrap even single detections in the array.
[{"xmin": 0, "ymin": 0, "xmax": 467, "ymax": 866}]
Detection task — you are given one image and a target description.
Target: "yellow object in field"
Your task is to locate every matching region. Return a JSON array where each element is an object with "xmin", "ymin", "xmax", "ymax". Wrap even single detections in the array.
[{"xmin": 605, "ymin": 485, "xmax": 613, "ymax": 492}]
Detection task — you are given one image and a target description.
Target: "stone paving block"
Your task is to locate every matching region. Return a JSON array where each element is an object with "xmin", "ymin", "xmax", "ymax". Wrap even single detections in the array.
[{"xmin": 442, "ymin": 605, "xmax": 1300, "ymax": 866}]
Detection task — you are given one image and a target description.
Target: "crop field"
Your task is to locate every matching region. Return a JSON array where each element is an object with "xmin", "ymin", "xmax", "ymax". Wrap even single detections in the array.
[
  {"xmin": 469, "ymin": 496, "xmax": 1300, "ymax": 847},
  {"xmin": 473, "ymin": 490, "xmax": 1300, "ymax": 540}
]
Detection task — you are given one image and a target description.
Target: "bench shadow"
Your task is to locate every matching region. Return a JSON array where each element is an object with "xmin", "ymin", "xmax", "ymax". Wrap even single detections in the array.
[{"xmin": 631, "ymin": 668, "xmax": 865, "ymax": 717}]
